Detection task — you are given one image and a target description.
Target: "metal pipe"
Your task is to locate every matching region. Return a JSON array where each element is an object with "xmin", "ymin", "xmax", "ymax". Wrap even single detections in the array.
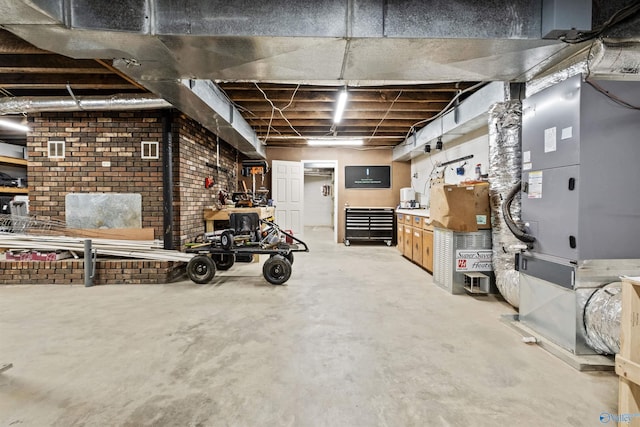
[
  {"xmin": 0, "ymin": 94, "xmax": 171, "ymax": 114},
  {"xmin": 84, "ymin": 239, "xmax": 93, "ymax": 287},
  {"xmin": 162, "ymin": 110, "xmax": 175, "ymax": 250}
]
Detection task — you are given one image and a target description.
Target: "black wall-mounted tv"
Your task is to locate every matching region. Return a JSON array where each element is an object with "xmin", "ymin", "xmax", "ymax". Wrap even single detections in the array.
[{"xmin": 345, "ymin": 165, "xmax": 391, "ymax": 189}]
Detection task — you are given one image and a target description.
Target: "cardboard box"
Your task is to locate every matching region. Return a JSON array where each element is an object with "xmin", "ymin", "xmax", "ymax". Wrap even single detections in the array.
[
  {"xmin": 468, "ymin": 182, "xmax": 491, "ymax": 230},
  {"xmin": 429, "ymin": 182, "xmax": 491, "ymax": 232},
  {"xmin": 429, "ymin": 184, "xmax": 478, "ymax": 232}
]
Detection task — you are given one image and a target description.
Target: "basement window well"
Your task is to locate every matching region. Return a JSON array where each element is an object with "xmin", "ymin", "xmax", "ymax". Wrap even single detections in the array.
[
  {"xmin": 47, "ymin": 140, "xmax": 65, "ymax": 159},
  {"xmin": 141, "ymin": 141, "xmax": 159, "ymax": 159}
]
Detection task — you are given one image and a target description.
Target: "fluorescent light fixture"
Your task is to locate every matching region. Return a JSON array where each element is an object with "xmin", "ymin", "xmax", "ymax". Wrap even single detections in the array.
[
  {"xmin": 333, "ymin": 90, "xmax": 348, "ymax": 124},
  {"xmin": 308, "ymin": 139, "xmax": 363, "ymax": 146},
  {"xmin": 0, "ymin": 119, "xmax": 29, "ymax": 133}
]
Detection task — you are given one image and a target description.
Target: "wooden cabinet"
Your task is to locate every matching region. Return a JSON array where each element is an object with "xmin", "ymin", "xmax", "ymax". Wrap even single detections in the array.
[
  {"xmin": 403, "ymin": 224, "xmax": 413, "ymax": 258},
  {"xmin": 422, "ymin": 217, "xmax": 434, "ymax": 272},
  {"xmin": 410, "ymin": 215, "xmax": 422, "ymax": 264},
  {"xmin": 412, "ymin": 227, "xmax": 423, "ymax": 264},
  {"xmin": 422, "ymin": 229, "xmax": 434, "ymax": 272},
  {"xmin": 396, "ymin": 210, "xmax": 436, "ymax": 274},
  {"xmin": 397, "ymin": 221, "xmax": 404, "ymax": 253}
]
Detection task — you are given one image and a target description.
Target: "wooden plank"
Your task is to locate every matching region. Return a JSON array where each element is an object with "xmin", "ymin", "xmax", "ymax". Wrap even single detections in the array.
[
  {"xmin": 0, "ymin": 155, "xmax": 27, "ymax": 166},
  {"xmin": 616, "ymin": 355, "xmax": 640, "ymax": 386},
  {"xmin": 0, "ymin": 187, "xmax": 28, "ymax": 194},
  {"xmin": 203, "ymin": 207, "xmax": 275, "ymax": 221},
  {"xmin": 621, "ymin": 278, "xmax": 640, "ymax": 362},
  {"xmin": 618, "ymin": 378, "xmax": 640, "ymax": 425},
  {"xmin": 64, "ymin": 228, "xmax": 155, "ymax": 241},
  {"xmin": 619, "ymin": 278, "xmax": 640, "ymax": 423}
]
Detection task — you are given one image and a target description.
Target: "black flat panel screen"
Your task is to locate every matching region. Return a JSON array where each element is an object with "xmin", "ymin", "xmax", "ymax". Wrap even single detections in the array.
[{"xmin": 345, "ymin": 166, "xmax": 391, "ymax": 189}]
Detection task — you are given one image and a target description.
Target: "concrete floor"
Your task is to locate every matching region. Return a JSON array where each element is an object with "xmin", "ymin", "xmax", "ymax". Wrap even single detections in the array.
[{"xmin": 0, "ymin": 227, "xmax": 617, "ymax": 426}]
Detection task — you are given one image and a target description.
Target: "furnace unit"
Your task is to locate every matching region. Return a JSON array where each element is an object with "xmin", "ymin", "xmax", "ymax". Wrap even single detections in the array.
[{"xmin": 517, "ymin": 74, "xmax": 640, "ymax": 354}]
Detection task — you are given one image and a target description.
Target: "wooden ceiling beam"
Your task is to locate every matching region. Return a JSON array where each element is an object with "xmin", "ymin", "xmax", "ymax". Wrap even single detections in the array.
[
  {"xmin": 0, "ymin": 54, "xmax": 108, "ymax": 71},
  {"xmin": 246, "ymin": 110, "xmax": 438, "ymax": 120},
  {"xmin": 224, "ymin": 89, "xmax": 453, "ymax": 103},
  {"xmin": 219, "ymin": 82, "xmax": 477, "ymax": 92},
  {"xmin": 0, "ymin": 29, "xmax": 48, "ymax": 54},
  {"xmin": 0, "ymin": 73, "xmax": 136, "ymax": 89},
  {"xmin": 235, "ymin": 101, "xmax": 448, "ymax": 112},
  {"xmin": 0, "ymin": 67, "xmax": 113, "ymax": 74},
  {"xmin": 248, "ymin": 118, "xmax": 425, "ymax": 127},
  {"xmin": 264, "ymin": 139, "xmax": 400, "ymax": 147},
  {"xmin": 255, "ymin": 126, "xmax": 410, "ymax": 134}
]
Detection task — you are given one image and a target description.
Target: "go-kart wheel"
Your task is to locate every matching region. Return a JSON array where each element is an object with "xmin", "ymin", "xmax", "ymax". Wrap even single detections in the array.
[
  {"xmin": 270, "ymin": 252, "xmax": 294, "ymax": 265},
  {"xmin": 187, "ymin": 255, "xmax": 216, "ymax": 284},
  {"xmin": 220, "ymin": 230, "xmax": 234, "ymax": 250},
  {"xmin": 262, "ymin": 254, "xmax": 292, "ymax": 285},
  {"xmin": 285, "ymin": 252, "xmax": 294, "ymax": 265},
  {"xmin": 214, "ymin": 254, "xmax": 235, "ymax": 270}
]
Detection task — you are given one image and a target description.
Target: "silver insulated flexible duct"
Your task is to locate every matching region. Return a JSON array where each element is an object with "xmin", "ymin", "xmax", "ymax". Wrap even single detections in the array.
[
  {"xmin": 584, "ymin": 282, "xmax": 622, "ymax": 355},
  {"xmin": 488, "ymin": 101, "xmax": 522, "ymax": 308},
  {"xmin": 0, "ymin": 94, "xmax": 171, "ymax": 114}
]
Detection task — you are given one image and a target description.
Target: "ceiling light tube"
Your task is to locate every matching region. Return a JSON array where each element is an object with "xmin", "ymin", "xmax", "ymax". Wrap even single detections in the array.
[
  {"xmin": 0, "ymin": 119, "xmax": 29, "ymax": 133},
  {"xmin": 333, "ymin": 90, "xmax": 348, "ymax": 124},
  {"xmin": 308, "ymin": 139, "xmax": 363, "ymax": 146}
]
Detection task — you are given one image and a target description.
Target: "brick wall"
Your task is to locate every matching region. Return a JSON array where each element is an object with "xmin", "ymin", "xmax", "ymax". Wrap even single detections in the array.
[
  {"xmin": 28, "ymin": 111, "xmax": 165, "ymax": 235},
  {"xmin": 17, "ymin": 109, "xmax": 244, "ymax": 285},
  {"xmin": 173, "ymin": 113, "xmax": 243, "ymax": 248},
  {"xmin": 26, "ymin": 110, "xmax": 242, "ymax": 247},
  {"xmin": 0, "ymin": 260, "xmax": 185, "ymax": 285}
]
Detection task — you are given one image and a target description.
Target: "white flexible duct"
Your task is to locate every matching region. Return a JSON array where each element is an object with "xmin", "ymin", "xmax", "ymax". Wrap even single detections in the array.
[{"xmin": 0, "ymin": 94, "xmax": 171, "ymax": 114}]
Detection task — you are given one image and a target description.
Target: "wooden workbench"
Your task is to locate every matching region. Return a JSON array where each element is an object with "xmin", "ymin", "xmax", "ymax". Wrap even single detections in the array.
[{"xmin": 203, "ymin": 206, "xmax": 275, "ymax": 232}]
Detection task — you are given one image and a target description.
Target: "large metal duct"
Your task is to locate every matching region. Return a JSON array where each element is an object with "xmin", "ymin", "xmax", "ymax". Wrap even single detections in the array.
[
  {"xmin": 0, "ymin": 94, "xmax": 171, "ymax": 114},
  {"xmin": 488, "ymin": 101, "xmax": 523, "ymax": 308},
  {"xmin": 584, "ymin": 282, "xmax": 622, "ymax": 355}
]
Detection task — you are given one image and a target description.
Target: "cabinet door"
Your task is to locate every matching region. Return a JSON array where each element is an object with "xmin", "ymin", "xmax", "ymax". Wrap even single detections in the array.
[
  {"xmin": 422, "ymin": 230, "xmax": 434, "ymax": 272},
  {"xmin": 412, "ymin": 228, "xmax": 423, "ymax": 264},
  {"xmin": 397, "ymin": 223, "xmax": 404, "ymax": 253},
  {"xmin": 404, "ymin": 226, "xmax": 413, "ymax": 258}
]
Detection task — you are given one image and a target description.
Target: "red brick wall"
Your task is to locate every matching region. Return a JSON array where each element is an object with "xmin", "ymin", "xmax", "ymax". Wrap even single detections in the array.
[
  {"xmin": 173, "ymin": 114, "xmax": 243, "ymax": 248},
  {"xmin": 0, "ymin": 260, "xmax": 184, "ymax": 285},
  {"xmin": 28, "ymin": 111, "xmax": 165, "ymax": 235},
  {"xmin": 18, "ymin": 110, "xmax": 244, "ymax": 285},
  {"xmin": 26, "ymin": 110, "xmax": 243, "ymax": 248}
]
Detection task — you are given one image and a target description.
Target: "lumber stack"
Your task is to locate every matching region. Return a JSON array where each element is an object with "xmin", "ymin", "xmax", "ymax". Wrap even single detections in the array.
[{"xmin": 0, "ymin": 233, "xmax": 194, "ymax": 262}]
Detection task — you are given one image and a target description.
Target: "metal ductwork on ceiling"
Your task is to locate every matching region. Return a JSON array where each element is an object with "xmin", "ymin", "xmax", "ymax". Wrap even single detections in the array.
[
  {"xmin": 0, "ymin": 94, "xmax": 171, "ymax": 114},
  {"xmin": 0, "ymin": 0, "xmax": 639, "ymax": 158}
]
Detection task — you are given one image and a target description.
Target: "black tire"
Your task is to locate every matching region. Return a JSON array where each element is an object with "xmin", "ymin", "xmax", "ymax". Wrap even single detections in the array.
[
  {"xmin": 262, "ymin": 255, "xmax": 292, "ymax": 285},
  {"xmin": 270, "ymin": 252, "xmax": 294, "ymax": 265},
  {"xmin": 187, "ymin": 255, "xmax": 217, "ymax": 284},
  {"xmin": 214, "ymin": 254, "xmax": 235, "ymax": 270},
  {"xmin": 220, "ymin": 230, "xmax": 234, "ymax": 250},
  {"xmin": 285, "ymin": 252, "xmax": 294, "ymax": 265}
]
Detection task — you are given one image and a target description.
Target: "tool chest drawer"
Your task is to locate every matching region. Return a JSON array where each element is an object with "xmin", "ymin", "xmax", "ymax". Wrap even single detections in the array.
[{"xmin": 344, "ymin": 207, "xmax": 395, "ymax": 246}]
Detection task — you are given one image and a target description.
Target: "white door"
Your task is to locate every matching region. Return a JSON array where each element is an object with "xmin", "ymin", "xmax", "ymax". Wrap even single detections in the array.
[{"xmin": 272, "ymin": 160, "xmax": 304, "ymax": 236}]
